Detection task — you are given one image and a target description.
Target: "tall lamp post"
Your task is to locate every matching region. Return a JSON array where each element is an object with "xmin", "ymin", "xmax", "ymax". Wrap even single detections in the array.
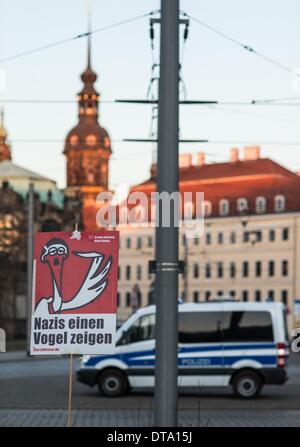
[{"xmin": 154, "ymin": 0, "xmax": 180, "ymax": 427}]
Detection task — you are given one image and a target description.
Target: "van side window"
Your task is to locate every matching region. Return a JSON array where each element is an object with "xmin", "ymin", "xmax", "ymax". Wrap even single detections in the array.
[
  {"xmin": 119, "ymin": 314, "xmax": 155, "ymax": 345},
  {"xmin": 179, "ymin": 312, "xmax": 222, "ymax": 343},
  {"xmin": 222, "ymin": 311, "xmax": 273, "ymax": 342}
]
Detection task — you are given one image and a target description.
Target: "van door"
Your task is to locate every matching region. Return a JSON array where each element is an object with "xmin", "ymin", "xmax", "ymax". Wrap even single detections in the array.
[
  {"xmin": 117, "ymin": 313, "xmax": 155, "ymax": 387},
  {"xmin": 178, "ymin": 311, "xmax": 226, "ymax": 387}
]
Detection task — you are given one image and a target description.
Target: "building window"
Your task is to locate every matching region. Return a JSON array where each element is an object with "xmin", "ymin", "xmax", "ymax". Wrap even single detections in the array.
[
  {"xmin": 126, "ymin": 265, "xmax": 131, "ymax": 280},
  {"xmin": 118, "ymin": 266, "xmax": 121, "ymax": 280},
  {"xmin": 255, "ymin": 290, "xmax": 261, "ymax": 302},
  {"xmin": 193, "ymin": 291, "xmax": 200, "ymax": 302},
  {"xmin": 117, "ymin": 292, "xmax": 120, "ymax": 307},
  {"xmin": 218, "ymin": 232, "xmax": 224, "ymax": 244},
  {"xmin": 256, "ymin": 231, "xmax": 262, "ymax": 242},
  {"xmin": 194, "ymin": 236, "xmax": 199, "ymax": 245},
  {"xmin": 193, "ymin": 263, "xmax": 199, "ymax": 278},
  {"xmin": 242, "ymin": 290, "xmax": 248, "ymax": 302},
  {"xmin": 136, "ymin": 265, "xmax": 142, "ymax": 280},
  {"xmin": 203, "ymin": 201, "xmax": 212, "ymax": 217},
  {"xmin": 229, "ymin": 290, "xmax": 236, "ymax": 298},
  {"xmin": 268, "ymin": 260, "xmax": 275, "ymax": 277},
  {"xmin": 255, "ymin": 261, "xmax": 262, "ymax": 277},
  {"xmin": 243, "ymin": 232, "xmax": 249, "ymax": 243},
  {"xmin": 219, "ymin": 199, "xmax": 230, "ymax": 216},
  {"xmin": 230, "ymin": 232, "xmax": 236, "ymax": 244},
  {"xmin": 282, "ymin": 228, "xmax": 289, "ymax": 241},
  {"xmin": 137, "ymin": 237, "xmax": 142, "ymax": 249},
  {"xmin": 282, "ymin": 260, "xmax": 288, "ymax": 277},
  {"xmin": 243, "ymin": 261, "xmax": 249, "ymax": 277},
  {"xmin": 237, "ymin": 198, "xmax": 248, "ymax": 214},
  {"xmin": 269, "ymin": 229, "xmax": 276, "ymax": 242},
  {"xmin": 282, "ymin": 290, "xmax": 288, "ymax": 305},
  {"xmin": 205, "ymin": 263, "xmax": 211, "ymax": 278},
  {"xmin": 256, "ymin": 196, "xmax": 267, "ymax": 214},
  {"xmin": 274, "ymin": 195, "xmax": 285, "ymax": 213},
  {"xmin": 230, "ymin": 262, "xmax": 236, "ymax": 278},
  {"xmin": 147, "ymin": 236, "xmax": 153, "ymax": 247},
  {"xmin": 126, "ymin": 238, "xmax": 131, "ymax": 249},
  {"xmin": 205, "ymin": 291, "xmax": 211, "ymax": 301},
  {"xmin": 217, "ymin": 290, "xmax": 223, "ymax": 296},
  {"xmin": 267, "ymin": 290, "xmax": 275, "ymax": 302},
  {"xmin": 217, "ymin": 262, "xmax": 223, "ymax": 278},
  {"xmin": 126, "ymin": 292, "xmax": 131, "ymax": 307},
  {"xmin": 206, "ymin": 233, "xmax": 211, "ymax": 245}
]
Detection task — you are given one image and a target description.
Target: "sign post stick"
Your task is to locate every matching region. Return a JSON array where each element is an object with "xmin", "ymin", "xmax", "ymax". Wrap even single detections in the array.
[{"xmin": 67, "ymin": 353, "xmax": 73, "ymax": 427}]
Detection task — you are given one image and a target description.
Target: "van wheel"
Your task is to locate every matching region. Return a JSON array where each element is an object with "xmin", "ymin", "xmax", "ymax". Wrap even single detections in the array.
[
  {"xmin": 232, "ymin": 371, "xmax": 262, "ymax": 399},
  {"xmin": 98, "ymin": 369, "xmax": 128, "ymax": 397}
]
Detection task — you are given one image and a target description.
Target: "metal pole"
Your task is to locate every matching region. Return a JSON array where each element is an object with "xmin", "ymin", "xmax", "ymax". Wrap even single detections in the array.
[
  {"xmin": 154, "ymin": 0, "xmax": 179, "ymax": 427},
  {"xmin": 26, "ymin": 182, "xmax": 34, "ymax": 355}
]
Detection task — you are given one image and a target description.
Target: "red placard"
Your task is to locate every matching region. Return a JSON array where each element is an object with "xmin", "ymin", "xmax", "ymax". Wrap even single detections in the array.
[{"xmin": 30, "ymin": 231, "xmax": 119, "ymax": 355}]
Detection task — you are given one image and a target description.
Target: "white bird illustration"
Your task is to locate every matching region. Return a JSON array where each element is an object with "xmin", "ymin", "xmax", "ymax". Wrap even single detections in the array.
[{"xmin": 34, "ymin": 238, "xmax": 112, "ymax": 315}]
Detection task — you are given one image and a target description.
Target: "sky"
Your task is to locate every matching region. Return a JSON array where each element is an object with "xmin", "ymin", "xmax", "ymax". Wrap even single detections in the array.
[{"xmin": 0, "ymin": 0, "xmax": 300, "ymax": 190}]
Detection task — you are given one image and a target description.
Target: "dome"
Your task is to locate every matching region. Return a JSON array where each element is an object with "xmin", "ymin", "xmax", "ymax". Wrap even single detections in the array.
[{"xmin": 0, "ymin": 160, "xmax": 64, "ymax": 208}]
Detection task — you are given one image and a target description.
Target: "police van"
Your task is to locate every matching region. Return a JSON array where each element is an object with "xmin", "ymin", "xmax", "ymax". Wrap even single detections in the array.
[{"xmin": 76, "ymin": 301, "xmax": 289, "ymax": 398}]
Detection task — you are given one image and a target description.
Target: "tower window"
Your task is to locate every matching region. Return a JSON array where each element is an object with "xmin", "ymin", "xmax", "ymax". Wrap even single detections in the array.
[
  {"xmin": 86, "ymin": 134, "xmax": 97, "ymax": 145},
  {"xmin": 70, "ymin": 135, "xmax": 78, "ymax": 146}
]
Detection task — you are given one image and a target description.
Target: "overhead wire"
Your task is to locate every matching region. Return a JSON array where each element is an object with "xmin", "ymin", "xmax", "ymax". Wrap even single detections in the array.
[
  {"xmin": 0, "ymin": 10, "xmax": 160, "ymax": 64},
  {"xmin": 181, "ymin": 11, "xmax": 293, "ymax": 74}
]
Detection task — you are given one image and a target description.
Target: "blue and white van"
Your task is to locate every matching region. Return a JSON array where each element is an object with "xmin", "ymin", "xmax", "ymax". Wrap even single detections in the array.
[{"xmin": 77, "ymin": 301, "xmax": 289, "ymax": 398}]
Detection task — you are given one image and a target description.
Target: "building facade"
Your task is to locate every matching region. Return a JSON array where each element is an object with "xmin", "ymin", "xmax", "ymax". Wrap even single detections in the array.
[{"xmin": 116, "ymin": 147, "xmax": 300, "ymax": 327}]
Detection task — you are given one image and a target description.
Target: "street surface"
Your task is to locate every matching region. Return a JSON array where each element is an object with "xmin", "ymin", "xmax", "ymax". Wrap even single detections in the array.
[{"xmin": 0, "ymin": 352, "xmax": 299, "ymax": 426}]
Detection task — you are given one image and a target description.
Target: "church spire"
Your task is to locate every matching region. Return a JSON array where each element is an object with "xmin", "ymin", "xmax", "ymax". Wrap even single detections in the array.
[
  {"xmin": 78, "ymin": 1, "xmax": 99, "ymax": 120},
  {"xmin": 87, "ymin": 0, "xmax": 92, "ymax": 69}
]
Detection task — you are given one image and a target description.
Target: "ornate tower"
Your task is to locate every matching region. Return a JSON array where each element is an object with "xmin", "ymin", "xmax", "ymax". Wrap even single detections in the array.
[
  {"xmin": 64, "ymin": 26, "xmax": 112, "ymax": 230},
  {"xmin": 0, "ymin": 109, "xmax": 12, "ymax": 162}
]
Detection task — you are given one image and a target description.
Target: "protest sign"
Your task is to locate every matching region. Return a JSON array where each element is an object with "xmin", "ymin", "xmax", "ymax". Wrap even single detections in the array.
[{"xmin": 30, "ymin": 231, "xmax": 119, "ymax": 355}]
